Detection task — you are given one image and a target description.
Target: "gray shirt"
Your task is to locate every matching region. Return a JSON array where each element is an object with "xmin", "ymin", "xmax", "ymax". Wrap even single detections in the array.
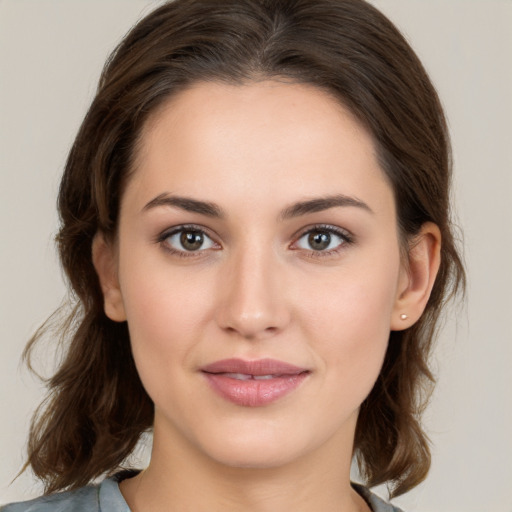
[{"xmin": 1, "ymin": 473, "xmax": 403, "ymax": 512}]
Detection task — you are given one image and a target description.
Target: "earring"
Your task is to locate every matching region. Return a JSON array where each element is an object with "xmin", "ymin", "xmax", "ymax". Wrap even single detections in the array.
[{"xmin": 400, "ymin": 314, "xmax": 408, "ymax": 320}]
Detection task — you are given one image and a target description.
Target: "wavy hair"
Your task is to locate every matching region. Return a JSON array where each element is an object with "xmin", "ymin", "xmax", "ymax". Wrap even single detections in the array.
[{"xmin": 22, "ymin": 0, "xmax": 465, "ymax": 497}]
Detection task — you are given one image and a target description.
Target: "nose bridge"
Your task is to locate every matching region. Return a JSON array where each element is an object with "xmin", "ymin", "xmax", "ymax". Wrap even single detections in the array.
[{"xmin": 216, "ymin": 237, "xmax": 289, "ymax": 339}]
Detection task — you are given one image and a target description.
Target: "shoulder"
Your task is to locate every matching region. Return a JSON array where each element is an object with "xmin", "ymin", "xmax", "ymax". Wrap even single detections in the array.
[
  {"xmin": 0, "ymin": 472, "xmax": 133, "ymax": 512},
  {"xmin": 353, "ymin": 483, "xmax": 405, "ymax": 512},
  {"xmin": 0, "ymin": 484, "xmax": 99, "ymax": 512}
]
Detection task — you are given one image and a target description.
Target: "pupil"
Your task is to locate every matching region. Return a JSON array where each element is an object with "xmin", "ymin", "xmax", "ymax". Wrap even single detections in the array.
[
  {"xmin": 308, "ymin": 231, "xmax": 330, "ymax": 250},
  {"xmin": 180, "ymin": 231, "xmax": 203, "ymax": 251}
]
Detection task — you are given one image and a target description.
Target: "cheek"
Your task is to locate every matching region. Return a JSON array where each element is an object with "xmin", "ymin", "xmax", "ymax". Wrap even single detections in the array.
[
  {"xmin": 117, "ymin": 250, "xmax": 216, "ymax": 375},
  {"xmin": 322, "ymin": 285, "xmax": 392, "ymax": 370},
  {"xmin": 296, "ymin": 258, "xmax": 400, "ymax": 398},
  {"xmin": 298, "ymin": 259, "xmax": 399, "ymax": 340}
]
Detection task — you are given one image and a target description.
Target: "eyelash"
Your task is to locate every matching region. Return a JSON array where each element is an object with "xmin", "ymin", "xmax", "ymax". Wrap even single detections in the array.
[
  {"xmin": 156, "ymin": 224, "xmax": 354, "ymax": 259},
  {"xmin": 292, "ymin": 224, "xmax": 354, "ymax": 259},
  {"xmin": 156, "ymin": 224, "xmax": 220, "ymax": 258}
]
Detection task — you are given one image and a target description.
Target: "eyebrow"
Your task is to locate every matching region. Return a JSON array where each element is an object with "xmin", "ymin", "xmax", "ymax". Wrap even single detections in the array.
[
  {"xmin": 279, "ymin": 194, "xmax": 373, "ymax": 220},
  {"xmin": 142, "ymin": 193, "xmax": 373, "ymax": 219},
  {"xmin": 142, "ymin": 193, "xmax": 224, "ymax": 218}
]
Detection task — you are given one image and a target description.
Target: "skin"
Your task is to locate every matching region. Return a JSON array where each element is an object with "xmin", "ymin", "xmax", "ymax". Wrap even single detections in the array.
[{"xmin": 93, "ymin": 80, "xmax": 441, "ymax": 512}]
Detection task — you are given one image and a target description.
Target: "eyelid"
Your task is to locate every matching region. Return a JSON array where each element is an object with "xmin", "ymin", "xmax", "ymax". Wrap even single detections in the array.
[
  {"xmin": 156, "ymin": 224, "xmax": 221, "ymax": 255},
  {"xmin": 290, "ymin": 224, "xmax": 354, "ymax": 253},
  {"xmin": 155, "ymin": 223, "xmax": 354, "ymax": 258}
]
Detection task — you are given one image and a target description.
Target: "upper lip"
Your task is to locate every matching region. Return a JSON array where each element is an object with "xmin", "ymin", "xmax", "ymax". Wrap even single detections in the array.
[{"xmin": 201, "ymin": 358, "xmax": 308, "ymax": 376}]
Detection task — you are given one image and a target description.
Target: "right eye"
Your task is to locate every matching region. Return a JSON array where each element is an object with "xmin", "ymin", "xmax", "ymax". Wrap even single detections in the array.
[{"xmin": 160, "ymin": 226, "xmax": 219, "ymax": 255}]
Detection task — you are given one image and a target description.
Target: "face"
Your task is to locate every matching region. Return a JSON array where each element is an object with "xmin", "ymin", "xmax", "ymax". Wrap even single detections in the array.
[{"xmin": 105, "ymin": 81, "xmax": 409, "ymax": 470}]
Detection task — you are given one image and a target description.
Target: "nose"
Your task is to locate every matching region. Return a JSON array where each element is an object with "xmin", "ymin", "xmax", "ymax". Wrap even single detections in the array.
[{"xmin": 215, "ymin": 243, "xmax": 291, "ymax": 340}]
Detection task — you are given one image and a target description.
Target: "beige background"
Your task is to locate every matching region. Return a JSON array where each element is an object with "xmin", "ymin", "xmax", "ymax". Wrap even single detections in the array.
[{"xmin": 1, "ymin": 0, "xmax": 511, "ymax": 510}]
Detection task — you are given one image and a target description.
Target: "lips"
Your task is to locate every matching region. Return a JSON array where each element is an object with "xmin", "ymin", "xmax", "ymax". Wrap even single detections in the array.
[{"xmin": 201, "ymin": 358, "xmax": 309, "ymax": 407}]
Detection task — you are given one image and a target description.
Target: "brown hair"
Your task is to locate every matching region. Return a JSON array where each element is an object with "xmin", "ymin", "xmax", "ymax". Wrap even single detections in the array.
[{"xmin": 23, "ymin": 0, "xmax": 465, "ymax": 498}]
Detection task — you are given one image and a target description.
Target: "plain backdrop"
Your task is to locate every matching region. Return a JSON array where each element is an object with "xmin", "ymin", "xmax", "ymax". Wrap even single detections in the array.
[{"xmin": 1, "ymin": 1, "xmax": 511, "ymax": 510}]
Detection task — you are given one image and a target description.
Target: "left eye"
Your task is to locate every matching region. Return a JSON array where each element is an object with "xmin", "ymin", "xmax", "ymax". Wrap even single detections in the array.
[
  {"xmin": 164, "ymin": 228, "xmax": 217, "ymax": 252},
  {"xmin": 295, "ymin": 228, "xmax": 347, "ymax": 252}
]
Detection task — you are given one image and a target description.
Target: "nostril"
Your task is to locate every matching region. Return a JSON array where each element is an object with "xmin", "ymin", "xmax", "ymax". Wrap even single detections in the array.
[{"xmin": 222, "ymin": 323, "xmax": 280, "ymax": 340}]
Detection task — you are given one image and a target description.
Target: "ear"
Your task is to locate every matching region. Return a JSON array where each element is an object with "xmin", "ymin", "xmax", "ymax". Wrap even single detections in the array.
[
  {"xmin": 391, "ymin": 222, "xmax": 441, "ymax": 330},
  {"xmin": 92, "ymin": 232, "xmax": 127, "ymax": 322}
]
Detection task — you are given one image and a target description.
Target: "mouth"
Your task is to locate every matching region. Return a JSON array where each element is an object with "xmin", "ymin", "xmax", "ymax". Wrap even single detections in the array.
[
  {"xmin": 201, "ymin": 358, "xmax": 310, "ymax": 407},
  {"xmin": 217, "ymin": 373, "xmax": 289, "ymax": 380}
]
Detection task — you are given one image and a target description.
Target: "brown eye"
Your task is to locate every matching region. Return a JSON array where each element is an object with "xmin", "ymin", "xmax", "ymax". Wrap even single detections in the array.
[
  {"xmin": 307, "ymin": 231, "xmax": 331, "ymax": 251},
  {"xmin": 294, "ymin": 226, "xmax": 351, "ymax": 254},
  {"xmin": 162, "ymin": 228, "xmax": 217, "ymax": 253},
  {"xmin": 180, "ymin": 231, "xmax": 205, "ymax": 251}
]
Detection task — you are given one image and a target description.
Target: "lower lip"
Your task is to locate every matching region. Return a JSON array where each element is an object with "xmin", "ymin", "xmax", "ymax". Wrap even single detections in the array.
[{"xmin": 203, "ymin": 373, "xmax": 308, "ymax": 407}]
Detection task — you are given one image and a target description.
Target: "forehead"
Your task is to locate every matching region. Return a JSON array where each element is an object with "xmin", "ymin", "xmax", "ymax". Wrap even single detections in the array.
[
  {"xmin": 138, "ymin": 79, "xmax": 372, "ymax": 164},
  {"xmin": 126, "ymin": 80, "xmax": 393, "ymax": 217}
]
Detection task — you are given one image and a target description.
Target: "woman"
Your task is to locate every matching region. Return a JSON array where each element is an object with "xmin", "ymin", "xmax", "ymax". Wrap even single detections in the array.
[{"xmin": 1, "ymin": 0, "xmax": 465, "ymax": 510}]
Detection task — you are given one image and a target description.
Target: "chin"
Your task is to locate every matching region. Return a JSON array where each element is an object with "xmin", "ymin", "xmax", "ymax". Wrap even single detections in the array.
[
  {"xmin": 190, "ymin": 420, "xmax": 319, "ymax": 470},
  {"xmin": 207, "ymin": 442, "xmax": 304, "ymax": 470}
]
